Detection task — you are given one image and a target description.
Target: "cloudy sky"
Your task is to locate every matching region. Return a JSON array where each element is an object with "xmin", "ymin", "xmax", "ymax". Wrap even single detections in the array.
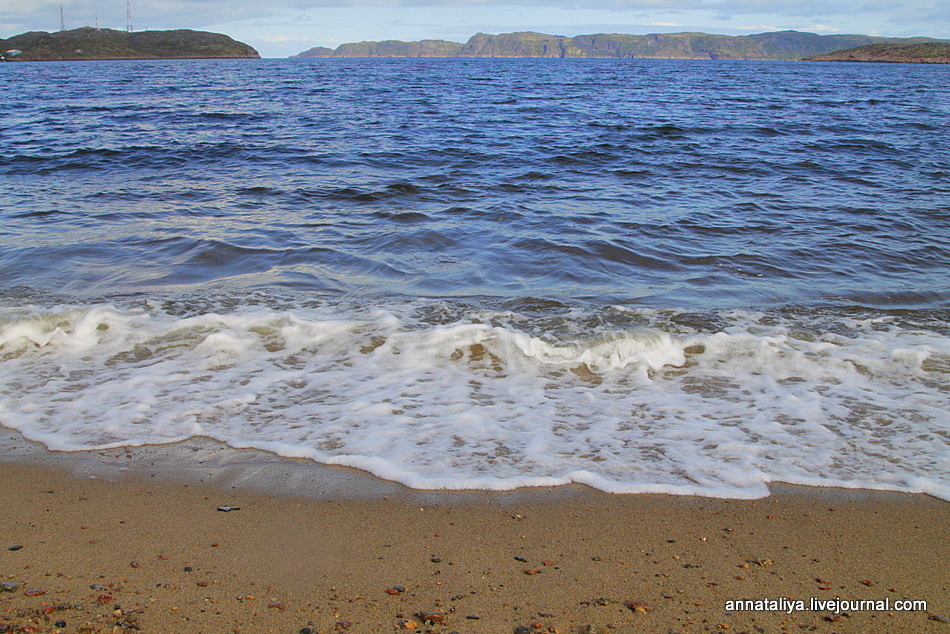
[{"xmin": 2, "ymin": 0, "xmax": 948, "ymax": 58}]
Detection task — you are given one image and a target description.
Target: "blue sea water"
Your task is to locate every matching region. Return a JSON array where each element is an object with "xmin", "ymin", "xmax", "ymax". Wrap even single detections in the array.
[{"xmin": 1, "ymin": 58, "xmax": 949, "ymax": 498}]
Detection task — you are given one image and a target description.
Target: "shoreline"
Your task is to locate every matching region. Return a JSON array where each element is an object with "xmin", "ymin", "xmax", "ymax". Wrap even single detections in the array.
[{"xmin": 2, "ymin": 430, "xmax": 949, "ymax": 633}]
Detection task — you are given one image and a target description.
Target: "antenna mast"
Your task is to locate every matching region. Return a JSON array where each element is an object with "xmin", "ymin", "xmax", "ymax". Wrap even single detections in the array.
[
  {"xmin": 126, "ymin": 0, "xmax": 133, "ymax": 32},
  {"xmin": 60, "ymin": 5, "xmax": 66, "ymax": 31}
]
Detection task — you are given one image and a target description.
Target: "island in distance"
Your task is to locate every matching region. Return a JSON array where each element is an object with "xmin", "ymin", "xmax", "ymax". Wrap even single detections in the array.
[
  {"xmin": 804, "ymin": 41, "xmax": 950, "ymax": 64},
  {"xmin": 0, "ymin": 27, "xmax": 259, "ymax": 61},
  {"xmin": 292, "ymin": 30, "xmax": 946, "ymax": 62}
]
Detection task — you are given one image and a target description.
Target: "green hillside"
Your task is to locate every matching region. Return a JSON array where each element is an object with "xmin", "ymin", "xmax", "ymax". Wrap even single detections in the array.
[{"xmin": 0, "ymin": 27, "xmax": 259, "ymax": 61}]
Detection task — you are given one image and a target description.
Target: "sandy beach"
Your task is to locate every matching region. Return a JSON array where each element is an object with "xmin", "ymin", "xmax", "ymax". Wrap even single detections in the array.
[{"xmin": 1, "ymin": 436, "xmax": 949, "ymax": 634}]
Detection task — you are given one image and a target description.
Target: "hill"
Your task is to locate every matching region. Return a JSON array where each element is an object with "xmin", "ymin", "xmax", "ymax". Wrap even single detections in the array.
[
  {"xmin": 292, "ymin": 30, "xmax": 942, "ymax": 61},
  {"xmin": 0, "ymin": 27, "xmax": 259, "ymax": 61},
  {"xmin": 804, "ymin": 41, "xmax": 950, "ymax": 63}
]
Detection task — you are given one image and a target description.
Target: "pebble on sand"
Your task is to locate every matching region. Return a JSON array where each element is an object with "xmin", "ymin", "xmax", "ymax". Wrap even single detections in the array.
[
  {"xmin": 417, "ymin": 611, "xmax": 446, "ymax": 624},
  {"xmin": 626, "ymin": 600, "xmax": 652, "ymax": 613}
]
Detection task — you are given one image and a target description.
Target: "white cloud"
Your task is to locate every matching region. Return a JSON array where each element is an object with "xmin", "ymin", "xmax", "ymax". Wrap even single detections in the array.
[{"xmin": 810, "ymin": 22, "xmax": 841, "ymax": 31}]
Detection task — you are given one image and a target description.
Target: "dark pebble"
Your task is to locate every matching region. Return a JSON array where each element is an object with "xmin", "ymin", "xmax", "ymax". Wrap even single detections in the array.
[
  {"xmin": 183, "ymin": 567, "xmax": 193, "ymax": 572},
  {"xmin": 515, "ymin": 556, "xmax": 527, "ymax": 562},
  {"xmin": 55, "ymin": 622, "xmax": 67, "ymax": 628},
  {"xmin": 430, "ymin": 557, "xmax": 442, "ymax": 563},
  {"xmin": 514, "ymin": 627, "xmax": 533, "ymax": 634},
  {"xmin": 7, "ymin": 545, "xmax": 22, "ymax": 551},
  {"xmin": 299, "ymin": 629, "xmax": 315, "ymax": 634}
]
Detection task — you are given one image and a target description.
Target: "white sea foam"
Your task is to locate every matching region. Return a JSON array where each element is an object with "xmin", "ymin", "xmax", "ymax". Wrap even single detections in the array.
[{"xmin": 1, "ymin": 300, "xmax": 948, "ymax": 499}]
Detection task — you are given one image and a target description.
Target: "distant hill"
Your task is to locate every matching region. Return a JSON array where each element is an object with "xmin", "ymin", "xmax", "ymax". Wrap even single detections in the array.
[
  {"xmin": 804, "ymin": 41, "xmax": 950, "ymax": 63},
  {"xmin": 0, "ymin": 27, "xmax": 259, "ymax": 61},
  {"xmin": 292, "ymin": 30, "xmax": 944, "ymax": 61}
]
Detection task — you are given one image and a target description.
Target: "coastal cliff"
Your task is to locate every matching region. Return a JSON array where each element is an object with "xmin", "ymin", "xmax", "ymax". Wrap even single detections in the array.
[
  {"xmin": 0, "ymin": 27, "xmax": 259, "ymax": 61},
  {"xmin": 292, "ymin": 30, "xmax": 943, "ymax": 61}
]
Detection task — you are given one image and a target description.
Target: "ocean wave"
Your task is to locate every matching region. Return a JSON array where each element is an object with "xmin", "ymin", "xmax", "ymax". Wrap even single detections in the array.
[{"xmin": 1, "ymin": 298, "xmax": 947, "ymax": 499}]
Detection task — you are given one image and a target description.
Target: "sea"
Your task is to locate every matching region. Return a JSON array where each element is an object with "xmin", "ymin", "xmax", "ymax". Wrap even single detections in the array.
[{"xmin": 1, "ymin": 58, "xmax": 948, "ymax": 500}]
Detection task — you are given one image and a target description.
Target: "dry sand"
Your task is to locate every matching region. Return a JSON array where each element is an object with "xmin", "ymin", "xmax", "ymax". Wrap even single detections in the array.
[{"xmin": 1, "ymin": 436, "xmax": 949, "ymax": 634}]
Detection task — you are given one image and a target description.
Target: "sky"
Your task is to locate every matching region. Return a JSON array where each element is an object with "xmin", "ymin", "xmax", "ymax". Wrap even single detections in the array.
[{"xmin": 2, "ymin": 0, "xmax": 948, "ymax": 58}]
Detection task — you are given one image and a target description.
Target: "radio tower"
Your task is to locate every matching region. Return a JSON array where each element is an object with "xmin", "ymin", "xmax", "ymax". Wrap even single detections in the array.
[
  {"xmin": 126, "ymin": 0, "xmax": 133, "ymax": 32},
  {"xmin": 60, "ymin": 5, "xmax": 66, "ymax": 31}
]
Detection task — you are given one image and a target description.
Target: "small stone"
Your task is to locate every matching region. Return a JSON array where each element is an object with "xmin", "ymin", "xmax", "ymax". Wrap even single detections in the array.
[
  {"xmin": 929, "ymin": 614, "xmax": 950, "ymax": 624},
  {"xmin": 8, "ymin": 545, "xmax": 23, "ymax": 551},
  {"xmin": 626, "ymin": 600, "xmax": 651, "ymax": 613},
  {"xmin": 524, "ymin": 569, "xmax": 541, "ymax": 575},
  {"xmin": 417, "ymin": 611, "xmax": 446, "ymax": 624},
  {"xmin": 593, "ymin": 598, "xmax": 617, "ymax": 606},
  {"xmin": 197, "ymin": 581, "xmax": 209, "ymax": 587},
  {"xmin": 299, "ymin": 628, "xmax": 315, "ymax": 634},
  {"xmin": 579, "ymin": 626, "xmax": 608, "ymax": 634},
  {"xmin": 430, "ymin": 557, "xmax": 442, "ymax": 563},
  {"xmin": 398, "ymin": 620, "xmax": 419, "ymax": 629},
  {"xmin": 334, "ymin": 621, "xmax": 352, "ymax": 630},
  {"xmin": 216, "ymin": 506, "xmax": 240, "ymax": 512},
  {"xmin": 386, "ymin": 586, "xmax": 405, "ymax": 595},
  {"xmin": 55, "ymin": 622, "xmax": 67, "ymax": 628},
  {"xmin": 129, "ymin": 561, "xmax": 140, "ymax": 568},
  {"xmin": 514, "ymin": 627, "xmax": 533, "ymax": 634},
  {"xmin": 0, "ymin": 582, "xmax": 18, "ymax": 592},
  {"xmin": 754, "ymin": 559, "xmax": 773, "ymax": 567},
  {"xmin": 515, "ymin": 556, "xmax": 528, "ymax": 562},
  {"xmin": 268, "ymin": 600, "xmax": 285, "ymax": 610},
  {"xmin": 183, "ymin": 567, "xmax": 193, "ymax": 572},
  {"xmin": 24, "ymin": 589, "xmax": 46, "ymax": 596},
  {"xmin": 823, "ymin": 613, "xmax": 849, "ymax": 622}
]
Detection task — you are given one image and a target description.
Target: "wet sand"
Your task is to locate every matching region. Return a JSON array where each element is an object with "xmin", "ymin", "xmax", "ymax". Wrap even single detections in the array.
[{"xmin": 1, "ymin": 436, "xmax": 949, "ymax": 634}]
